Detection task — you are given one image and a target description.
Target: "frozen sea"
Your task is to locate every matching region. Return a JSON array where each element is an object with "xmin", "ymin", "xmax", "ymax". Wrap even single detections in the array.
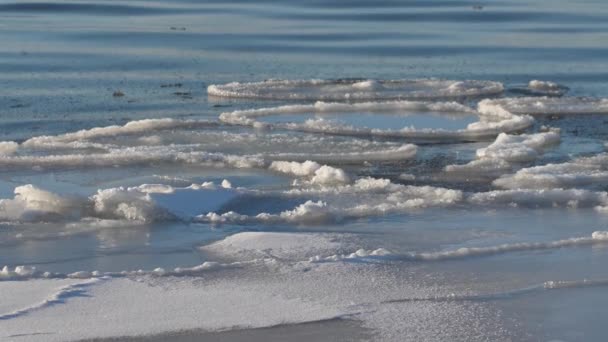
[{"xmin": 2, "ymin": 0, "xmax": 608, "ymax": 341}]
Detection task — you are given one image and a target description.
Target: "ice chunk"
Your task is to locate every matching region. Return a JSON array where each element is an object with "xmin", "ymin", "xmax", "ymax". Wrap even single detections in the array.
[{"xmin": 445, "ymin": 131, "xmax": 560, "ymax": 173}]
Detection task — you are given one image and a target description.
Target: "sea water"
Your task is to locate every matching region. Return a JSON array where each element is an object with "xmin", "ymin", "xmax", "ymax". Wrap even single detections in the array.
[{"xmin": 1, "ymin": 0, "xmax": 608, "ymax": 341}]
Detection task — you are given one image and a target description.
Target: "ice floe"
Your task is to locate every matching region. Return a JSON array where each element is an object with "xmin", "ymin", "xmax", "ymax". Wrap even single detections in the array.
[
  {"xmin": 208, "ymin": 79, "xmax": 505, "ymax": 101},
  {"xmin": 0, "ymin": 118, "xmax": 419, "ymax": 171},
  {"xmin": 480, "ymin": 96, "xmax": 608, "ymax": 116},
  {"xmin": 269, "ymin": 161, "xmax": 350, "ymax": 185},
  {"xmin": 219, "ymin": 100, "xmax": 534, "ymax": 141},
  {"xmin": 0, "ymin": 181, "xmax": 240, "ymax": 224},
  {"xmin": 470, "ymin": 188, "xmax": 608, "ymax": 210}
]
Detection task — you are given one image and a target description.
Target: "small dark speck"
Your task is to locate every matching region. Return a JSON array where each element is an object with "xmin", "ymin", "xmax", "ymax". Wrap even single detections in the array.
[
  {"xmin": 213, "ymin": 104, "xmax": 231, "ymax": 108},
  {"xmin": 161, "ymin": 83, "xmax": 183, "ymax": 88},
  {"xmin": 113, "ymin": 91, "xmax": 125, "ymax": 97},
  {"xmin": 472, "ymin": 5, "xmax": 484, "ymax": 10},
  {"xmin": 170, "ymin": 27, "xmax": 187, "ymax": 31},
  {"xmin": 174, "ymin": 92, "xmax": 192, "ymax": 96}
]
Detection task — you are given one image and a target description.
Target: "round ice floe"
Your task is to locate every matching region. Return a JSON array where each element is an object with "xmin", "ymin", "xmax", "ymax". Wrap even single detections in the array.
[
  {"xmin": 208, "ymin": 79, "xmax": 504, "ymax": 100},
  {"xmin": 479, "ymin": 96, "xmax": 608, "ymax": 116},
  {"xmin": 0, "ymin": 118, "xmax": 418, "ymax": 171},
  {"xmin": 220, "ymin": 100, "xmax": 533, "ymax": 141}
]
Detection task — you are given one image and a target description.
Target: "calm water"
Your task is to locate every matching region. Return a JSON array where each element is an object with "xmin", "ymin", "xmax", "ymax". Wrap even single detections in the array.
[{"xmin": 2, "ymin": 1, "xmax": 608, "ymax": 341}]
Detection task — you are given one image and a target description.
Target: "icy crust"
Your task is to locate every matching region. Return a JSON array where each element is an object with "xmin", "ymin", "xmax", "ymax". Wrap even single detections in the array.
[
  {"xmin": 480, "ymin": 96, "xmax": 608, "ymax": 116},
  {"xmin": 470, "ymin": 188, "xmax": 608, "ymax": 210},
  {"xmin": 208, "ymin": 79, "xmax": 505, "ymax": 100},
  {"xmin": 4, "ymin": 231, "xmax": 608, "ymax": 281},
  {"xmin": 219, "ymin": 100, "xmax": 534, "ymax": 141},
  {"xmin": 2, "ymin": 231, "xmax": 608, "ymax": 342},
  {"xmin": 201, "ymin": 232, "xmax": 354, "ymax": 261},
  {"xmin": 445, "ymin": 130, "xmax": 560, "ymax": 173},
  {"xmin": 0, "ymin": 181, "xmax": 238, "ymax": 224},
  {"xmin": 0, "ymin": 276, "xmax": 344, "ymax": 342},
  {"xmin": 493, "ymin": 153, "xmax": 608, "ymax": 190},
  {"xmin": 0, "ymin": 279, "xmax": 100, "ymax": 320},
  {"xmin": 312, "ymin": 231, "xmax": 608, "ymax": 263}
]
